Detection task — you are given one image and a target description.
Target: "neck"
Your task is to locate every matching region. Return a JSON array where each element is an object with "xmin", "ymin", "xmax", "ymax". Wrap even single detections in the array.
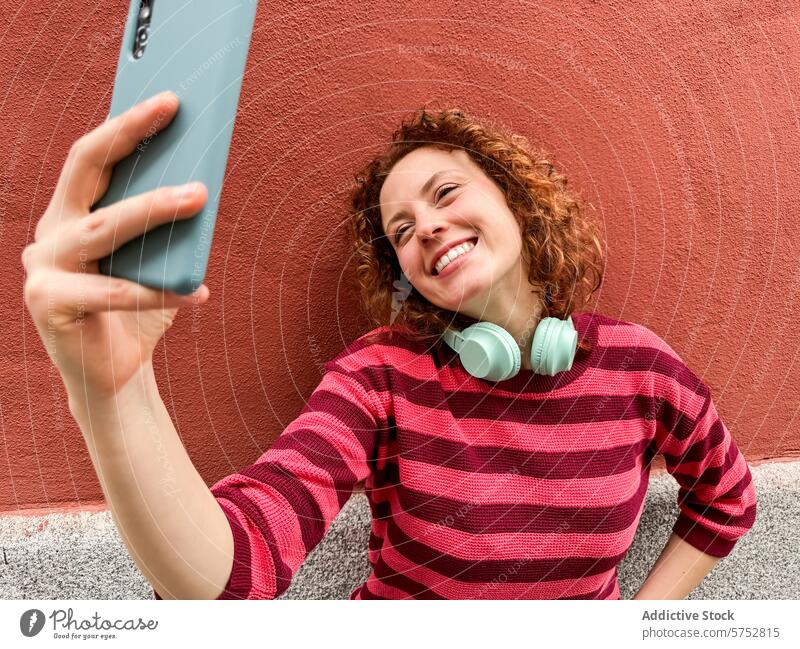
[
  {"xmin": 502, "ymin": 295, "xmax": 545, "ymax": 371},
  {"xmin": 476, "ymin": 267, "xmax": 545, "ymax": 371}
]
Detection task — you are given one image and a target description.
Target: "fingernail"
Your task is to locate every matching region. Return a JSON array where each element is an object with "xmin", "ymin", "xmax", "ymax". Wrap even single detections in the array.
[
  {"xmin": 184, "ymin": 285, "xmax": 207, "ymax": 301},
  {"xmin": 173, "ymin": 182, "xmax": 200, "ymax": 198},
  {"xmin": 144, "ymin": 90, "xmax": 176, "ymax": 110},
  {"xmin": 143, "ymin": 92, "xmax": 165, "ymax": 109}
]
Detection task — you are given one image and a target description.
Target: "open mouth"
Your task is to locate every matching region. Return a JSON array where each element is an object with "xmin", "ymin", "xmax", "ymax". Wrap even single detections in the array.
[{"xmin": 432, "ymin": 237, "xmax": 479, "ymax": 277}]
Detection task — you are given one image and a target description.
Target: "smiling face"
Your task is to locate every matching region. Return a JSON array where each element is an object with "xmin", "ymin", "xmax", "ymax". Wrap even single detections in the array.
[{"xmin": 379, "ymin": 146, "xmax": 532, "ymax": 322}]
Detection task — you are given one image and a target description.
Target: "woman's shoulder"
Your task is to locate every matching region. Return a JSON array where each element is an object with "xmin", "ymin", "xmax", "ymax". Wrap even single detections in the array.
[
  {"xmin": 584, "ymin": 310, "xmax": 709, "ymax": 395},
  {"xmin": 324, "ymin": 325, "xmax": 432, "ymax": 373},
  {"xmin": 585, "ymin": 311, "xmax": 687, "ymax": 360}
]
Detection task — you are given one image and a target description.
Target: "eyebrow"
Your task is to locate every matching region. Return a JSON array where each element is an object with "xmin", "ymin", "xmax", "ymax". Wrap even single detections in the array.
[{"xmin": 384, "ymin": 169, "xmax": 461, "ymax": 234}]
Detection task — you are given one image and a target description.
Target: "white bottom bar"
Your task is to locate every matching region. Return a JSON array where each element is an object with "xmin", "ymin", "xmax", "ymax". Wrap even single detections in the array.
[{"xmin": 2, "ymin": 600, "xmax": 796, "ymax": 647}]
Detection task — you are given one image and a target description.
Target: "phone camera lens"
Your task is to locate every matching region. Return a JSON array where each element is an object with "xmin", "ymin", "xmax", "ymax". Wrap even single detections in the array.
[
  {"xmin": 136, "ymin": 25, "xmax": 149, "ymax": 45},
  {"xmin": 134, "ymin": 47, "xmax": 144, "ymax": 59}
]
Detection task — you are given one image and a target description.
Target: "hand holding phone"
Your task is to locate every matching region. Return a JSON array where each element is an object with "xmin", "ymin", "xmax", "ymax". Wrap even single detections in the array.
[{"xmin": 22, "ymin": 93, "xmax": 210, "ymax": 405}]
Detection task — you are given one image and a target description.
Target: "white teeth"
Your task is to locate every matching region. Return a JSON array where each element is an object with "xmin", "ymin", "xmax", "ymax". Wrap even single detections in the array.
[{"xmin": 435, "ymin": 240, "xmax": 475, "ymax": 274}]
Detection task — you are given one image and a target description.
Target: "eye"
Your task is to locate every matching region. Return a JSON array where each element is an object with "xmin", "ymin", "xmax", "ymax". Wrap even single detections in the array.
[
  {"xmin": 392, "ymin": 184, "xmax": 459, "ymax": 245},
  {"xmin": 435, "ymin": 184, "xmax": 458, "ymax": 202},
  {"xmin": 394, "ymin": 224, "xmax": 411, "ymax": 245}
]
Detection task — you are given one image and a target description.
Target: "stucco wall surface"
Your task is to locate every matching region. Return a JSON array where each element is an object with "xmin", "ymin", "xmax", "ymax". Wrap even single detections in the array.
[{"xmin": 1, "ymin": 1, "xmax": 798, "ymax": 511}]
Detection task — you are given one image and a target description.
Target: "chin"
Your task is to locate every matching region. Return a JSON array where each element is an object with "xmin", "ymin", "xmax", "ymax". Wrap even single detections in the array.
[{"xmin": 430, "ymin": 279, "xmax": 488, "ymax": 313}]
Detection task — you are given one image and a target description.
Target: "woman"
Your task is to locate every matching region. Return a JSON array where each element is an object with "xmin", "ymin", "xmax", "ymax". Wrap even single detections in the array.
[{"xmin": 22, "ymin": 92, "xmax": 756, "ymax": 600}]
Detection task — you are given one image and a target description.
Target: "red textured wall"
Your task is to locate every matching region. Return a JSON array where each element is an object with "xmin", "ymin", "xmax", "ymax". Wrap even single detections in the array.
[{"xmin": 2, "ymin": 1, "xmax": 798, "ymax": 512}]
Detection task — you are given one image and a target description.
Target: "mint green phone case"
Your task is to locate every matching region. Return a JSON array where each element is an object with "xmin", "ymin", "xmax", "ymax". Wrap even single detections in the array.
[{"xmin": 95, "ymin": 1, "xmax": 258, "ymax": 295}]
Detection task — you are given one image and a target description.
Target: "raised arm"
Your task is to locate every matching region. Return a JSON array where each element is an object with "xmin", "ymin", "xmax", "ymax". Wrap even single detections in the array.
[
  {"xmin": 71, "ymin": 350, "xmax": 385, "ymax": 600},
  {"xmin": 69, "ymin": 362, "xmax": 237, "ymax": 600}
]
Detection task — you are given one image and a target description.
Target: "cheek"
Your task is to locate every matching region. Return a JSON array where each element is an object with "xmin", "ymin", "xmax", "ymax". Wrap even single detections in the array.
[
  {"xmin": 397, "ymin": 245, "xmax": 419, "ymax": 275},
  {"xmin": 497, "ymin": 217, "xmax": 523, "ymax": 249},
  {"xmin": 396, "ymin": 247, "xmax": 423, "ymax": 279}
]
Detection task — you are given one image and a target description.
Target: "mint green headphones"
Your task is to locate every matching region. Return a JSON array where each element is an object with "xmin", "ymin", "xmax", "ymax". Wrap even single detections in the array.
[{"xmin": 441, "ymin": 316, "xmax": 578, "ymax": 381}]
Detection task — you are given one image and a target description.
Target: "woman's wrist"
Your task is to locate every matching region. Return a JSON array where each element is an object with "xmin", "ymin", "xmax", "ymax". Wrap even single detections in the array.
[{"xmin": 67, "ymin": 360, "xmax": 159, "ymax": 429}]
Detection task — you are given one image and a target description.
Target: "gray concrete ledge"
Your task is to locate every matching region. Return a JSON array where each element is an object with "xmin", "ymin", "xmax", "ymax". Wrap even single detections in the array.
[{"xmin": 1, "ymin": 461, "xmax": 797, "ymax": 600}]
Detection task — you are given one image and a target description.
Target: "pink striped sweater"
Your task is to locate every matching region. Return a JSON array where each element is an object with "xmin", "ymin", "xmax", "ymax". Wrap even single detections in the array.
[{"xmin": 154, "ymin": 311, "xmax": 756, "ymax": 599}]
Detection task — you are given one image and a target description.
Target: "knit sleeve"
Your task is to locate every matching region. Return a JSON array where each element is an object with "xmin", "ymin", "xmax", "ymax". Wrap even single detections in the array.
[
  {"xmin": 152, "ymin": 351, "xmax": 385, "ymax": 600},
  {"xmin": 651, "ymin": 371, "xmax": 757, "ymax": 558}
]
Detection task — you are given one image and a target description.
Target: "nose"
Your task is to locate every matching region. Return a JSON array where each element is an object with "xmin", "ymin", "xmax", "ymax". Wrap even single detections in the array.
[{"xmin": 414, "ymin": 212, "xmax": 449, "ymax": 244}]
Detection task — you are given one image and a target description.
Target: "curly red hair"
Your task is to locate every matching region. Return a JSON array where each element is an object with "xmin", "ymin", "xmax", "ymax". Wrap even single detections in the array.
[{"xmin": 347, "ymin": 105, "xmax": 605, "ymax": 355}]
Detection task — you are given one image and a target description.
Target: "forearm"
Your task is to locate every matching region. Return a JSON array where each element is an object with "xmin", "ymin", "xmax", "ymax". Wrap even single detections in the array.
[
  {"xmin": 632, "ymin": 532, "xmax": 721, "ymax": 600},
  {"xmin": 69, "ymin": 362, "xmax": 234, "ymax": 600}
]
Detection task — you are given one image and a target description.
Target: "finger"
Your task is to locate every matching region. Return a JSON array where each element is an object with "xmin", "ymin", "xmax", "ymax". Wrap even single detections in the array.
[
  {"xmin": 21, "ymin": 238, "xmax": 100, "ymax": 279},
  {"xmin": 51, "ymin": 91, "xmax": 180, "ymax": 213},
  {"xmin": 25, "ymin": 269, "xmax": 209, "ymax": 319},
  {"xmin": 52, "ymin": 182, "xmax": 207, "ymax": 270}
]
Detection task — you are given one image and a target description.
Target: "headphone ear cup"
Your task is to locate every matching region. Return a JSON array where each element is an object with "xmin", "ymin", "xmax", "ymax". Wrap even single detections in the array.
[
  {"xmin": 456, "ymin": 322, "xmax": 520, "ymax": 381},
  {"xmin": 531, "ymin": 316, "xmax": 578, "ymax": 375}
]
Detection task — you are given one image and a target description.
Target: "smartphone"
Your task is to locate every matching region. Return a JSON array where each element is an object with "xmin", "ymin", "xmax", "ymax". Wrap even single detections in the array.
[{"xmin": 94, "ymin": 0, "xmax": 258, "ymax": 295}]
